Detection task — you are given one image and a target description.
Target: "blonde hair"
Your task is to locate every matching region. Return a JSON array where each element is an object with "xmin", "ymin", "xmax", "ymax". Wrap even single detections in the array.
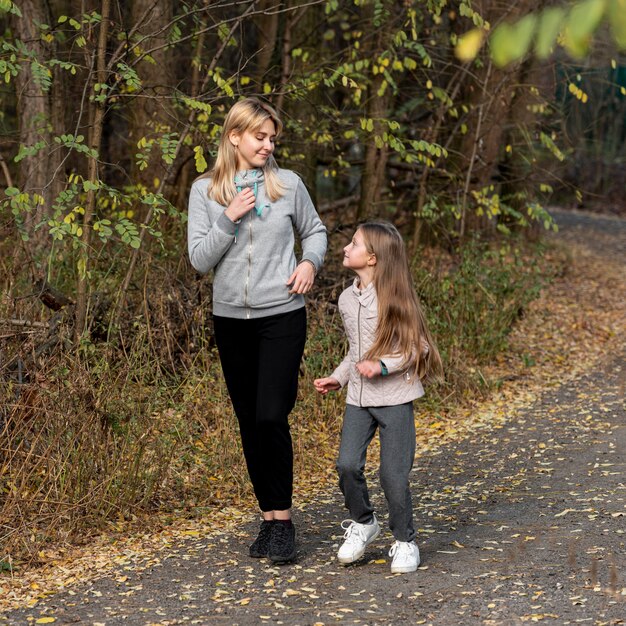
[
  {"xmin": 201, "ymin": 97, "xmax": 285, "ymax": 205},
  {"xmin": 359, "ymin": 222, "xmax": 444, "ymax": 382}
]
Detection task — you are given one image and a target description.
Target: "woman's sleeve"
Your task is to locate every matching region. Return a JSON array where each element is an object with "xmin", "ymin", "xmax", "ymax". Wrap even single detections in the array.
[
  {"xmin": 187, "ymin": 182, "xmax": 238, "ymax": 275},
  {"xmin": 292, "ymin": 177, "xmax": 327, "ymax": 272}
]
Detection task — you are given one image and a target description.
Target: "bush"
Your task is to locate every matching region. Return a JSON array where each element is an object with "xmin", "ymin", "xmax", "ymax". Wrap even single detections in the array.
[{"xmin": 0, "ymin": 237, "xmax": 554, "ymax": 565}]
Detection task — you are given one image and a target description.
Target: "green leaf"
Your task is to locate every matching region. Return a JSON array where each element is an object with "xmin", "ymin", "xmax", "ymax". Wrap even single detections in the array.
[
  {"xmin": 490, "ymin": 14, "xmax": 537, "ymax": 67},
  {"xmin": 535, "ymin": 7, "xmax": 565, "ymax": 58},
  {"xmin": 0, "ymin": 0, "xmax": 21, "ymax": 16},
  {"xmin": 563, "ymin": 0, "xmax": 607, "ymax": 58},
  {"xmin": 181, "ymin": 96, "xmax": 212, "ymax": 115},
  {"xmin": 608, "ymin": 0, "xmax": 626, "ymax": 48},
  {"xmin": 193, "ymin": 146, "xmax": 208, "ymax": 173}
]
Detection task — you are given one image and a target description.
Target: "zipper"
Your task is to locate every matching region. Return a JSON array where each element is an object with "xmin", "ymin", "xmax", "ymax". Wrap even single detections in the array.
[
  {"xmin": 357, "ymin": 300, "xmax": 363, "ymax": 406},
  {"xmin": 244, "ymin": 213, "xmax": 253, "ymax": 318}
]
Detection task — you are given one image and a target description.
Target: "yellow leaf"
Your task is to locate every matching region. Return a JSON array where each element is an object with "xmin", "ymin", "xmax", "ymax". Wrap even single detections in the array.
[
  {"xmin": 36, "ymin": 619, "xmax": 56, "ymax": 624},
  {"xmin": 283, "ymin": 588, "xmax": 301, "ymax": 596},
  {"xmin": 455, "ymin": 29, "xmax": 485, "ymax": 62}
]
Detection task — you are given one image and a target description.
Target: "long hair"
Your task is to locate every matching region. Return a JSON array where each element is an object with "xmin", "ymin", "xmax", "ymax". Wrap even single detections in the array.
[
  {"xmin": 201, "ymin": 97, "xmax": 285, "ymax": 205},
  {"xmin": 360, "ymin": 222, "xmax": 444, "ymax": 382}
]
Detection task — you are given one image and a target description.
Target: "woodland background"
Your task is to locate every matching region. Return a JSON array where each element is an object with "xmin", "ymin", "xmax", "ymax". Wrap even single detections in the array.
[{"xmin": 1, "ymin": 0, "xmax": 625, "ymax": 567}]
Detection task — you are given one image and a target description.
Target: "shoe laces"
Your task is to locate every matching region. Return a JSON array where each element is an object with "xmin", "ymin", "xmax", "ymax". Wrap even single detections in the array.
[
  {"xmin": 389, "ymin": 540, "xmax": 414, "ymax": 559},
  {"xmin": 255, "ymin": 521, "xmax": 273, "ymax": 542},
  {"xmin": 271, "ymin": 522, "xmax": 292, "ymax": 548},
  {"xmin": 341, "ymin": 519, "xmax": 369, "ymax": 544}
]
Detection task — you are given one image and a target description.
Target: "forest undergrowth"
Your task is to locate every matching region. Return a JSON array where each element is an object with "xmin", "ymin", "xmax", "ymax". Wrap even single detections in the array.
[{"xmin": 0, "ymin": 225, "xmax": 574, "ymax": 575}]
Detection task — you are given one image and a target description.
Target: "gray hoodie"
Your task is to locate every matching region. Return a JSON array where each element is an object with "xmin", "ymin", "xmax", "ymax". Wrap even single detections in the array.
[{"xmin": 188, "ymin": 168, "xmax": 327, "ymax": 319}]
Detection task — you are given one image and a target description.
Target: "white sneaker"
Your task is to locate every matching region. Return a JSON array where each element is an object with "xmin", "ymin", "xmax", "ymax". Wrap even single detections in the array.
[
  {"xmin": 389, "ymin": 540, "xmax": 420, "ymax": 573},
  {"xmin": 337, "ymin": 515, "xmax": 381, "ymax": 564}
]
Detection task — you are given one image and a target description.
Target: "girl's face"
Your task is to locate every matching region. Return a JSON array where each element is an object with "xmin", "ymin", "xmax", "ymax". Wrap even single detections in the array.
[
  {"xmin": 230, "ymin": 118, "xmax": 276, "ymax": 170},
  {"xmin": 343, "ymin": 229, "xmax": 374, "ymax": 271}
]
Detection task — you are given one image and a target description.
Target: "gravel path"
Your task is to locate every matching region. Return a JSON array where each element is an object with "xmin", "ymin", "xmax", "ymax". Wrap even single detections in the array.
[{"xmin": 2, "ymin": 210, "xmax": 625, "ymax": 626}]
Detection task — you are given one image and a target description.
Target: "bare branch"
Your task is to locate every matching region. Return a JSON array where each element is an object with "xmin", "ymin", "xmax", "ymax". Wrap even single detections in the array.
[{"xmin": 0, "ymin": 153, "xmax": 14, "ymax": 188}]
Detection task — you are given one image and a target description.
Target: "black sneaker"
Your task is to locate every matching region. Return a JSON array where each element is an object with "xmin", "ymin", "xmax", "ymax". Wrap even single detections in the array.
[
  {"xmin": 249, "ymin": 520, "xmax": 274, "ymax": 558},
  {"xmin": 269, "ymin": 521, "xmax": 297, "ymax": 563}
]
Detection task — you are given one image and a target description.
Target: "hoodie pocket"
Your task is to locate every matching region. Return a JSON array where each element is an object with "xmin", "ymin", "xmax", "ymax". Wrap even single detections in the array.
[
  {"xmin": 213, "ymin": 258, "xmax": 245, "ymax": 306},
  {"xmin": 248, "ymin": 252, "xmax": 296, "ymax": 308}
]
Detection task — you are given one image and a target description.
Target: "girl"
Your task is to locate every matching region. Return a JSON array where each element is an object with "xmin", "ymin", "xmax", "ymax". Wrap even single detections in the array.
[
  {"xmin": 314, "ymin": 221, "xmax": 442, "ymax": 573},
  {"xmin": 188, "ymin": 97, "xmax": 327, "ymax": 563}
]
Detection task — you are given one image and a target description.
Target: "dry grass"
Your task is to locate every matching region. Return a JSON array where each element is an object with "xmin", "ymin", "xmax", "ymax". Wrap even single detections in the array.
[{"xmin": 0, "ymin": 232, "xmax": 563, "ymax": 568}]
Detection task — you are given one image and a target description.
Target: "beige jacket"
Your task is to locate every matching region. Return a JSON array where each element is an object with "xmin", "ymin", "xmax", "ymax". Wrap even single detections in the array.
[{"xmin": 330, "ymin": 279, "xmax": 426, "ymax": 407}]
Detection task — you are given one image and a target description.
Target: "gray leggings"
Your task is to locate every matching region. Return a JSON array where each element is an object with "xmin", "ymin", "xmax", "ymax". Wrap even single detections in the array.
[{"xmin": 336, "ymin": 402, "xmax": 416, "ymax": 542}]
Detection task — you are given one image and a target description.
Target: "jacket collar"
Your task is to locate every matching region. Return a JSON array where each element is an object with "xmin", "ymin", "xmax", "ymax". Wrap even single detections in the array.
[{"xmin": 351, "ymin": 277, "xmax": 377, "ymax": 307}]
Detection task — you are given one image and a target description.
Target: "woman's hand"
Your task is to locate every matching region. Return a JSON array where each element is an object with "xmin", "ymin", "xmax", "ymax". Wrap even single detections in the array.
[
  {"xmin": 356, "ymin": 360, "xmax": 382, "ymax": 379},
  {"xmin": 314, "ymin": 377, "xmax": 341, "ymax": 394},
  {"xmin": 286, "ymin": 261, "xmax": 316, "ymax": 294},
  {"xmin": 224, "ymin": 187, "xmax": 257, "ymax": 222}
]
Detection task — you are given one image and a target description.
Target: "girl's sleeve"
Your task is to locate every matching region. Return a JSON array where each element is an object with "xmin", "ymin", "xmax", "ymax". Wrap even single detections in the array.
[
  {"xmin": 292, "ymin": 177, "xmax": 327, "ymax": 272},
  {"xmin": 378, "ymin": 353, "xmax": 407, "ymax": 375},
  {"xmin": 329, "ymin": 296, "xmax": 351, "ymax": 386},
  {"xmin": 330, "ymin": 354, "xmax": 351, "ymax": 388},
  {"xmin": 380, "ymin": 340, "xmax": 429, "ymax": 375},
  {"xmin": 187, "ymin": 182, "xmax": 238, "ymax": 275}
]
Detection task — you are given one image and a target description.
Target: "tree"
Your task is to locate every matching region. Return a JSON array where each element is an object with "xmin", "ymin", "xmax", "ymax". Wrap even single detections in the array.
[
  {"xmin": 1, "ymin": 0, "xmax": 593, "ymax": 343},
  {"xmin": 9, "ymin": 0, "xmax": 63, "ymax": 264}
]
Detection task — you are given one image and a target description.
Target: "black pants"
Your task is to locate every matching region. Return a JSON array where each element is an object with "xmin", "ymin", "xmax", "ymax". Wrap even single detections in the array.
[{"xmin": 213, "ymin": 308, "xmax": 307, "ymax": 512}]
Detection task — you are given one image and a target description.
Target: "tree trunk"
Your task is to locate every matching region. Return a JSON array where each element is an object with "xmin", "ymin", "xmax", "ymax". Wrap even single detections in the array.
[
  {"xmin": 74, "ymin": 0, "xmax": 112, "ymax": 341},
  {"xmin": 127, "ymin": 0, "xmax": 175, "ymax": 191},
  {"xmin": 358, "ymin": 83, "xmax": 392, "ymax": 221},
  {"xmin": 456, "ymin": 0, "xmax": 544, "ymax": 236},
  {"xmin": 11, "ymin": 0, "xmax": 55, "ymax": 266},
  {"xmin": 357, "ymin": 1, "xmax": 395, "ymax": 221},
  {"xmin": 276, "ymin": 2, "xmax": 322, "ymax": 195},
  {"xmin": 254, "ymin": 0, "xmax": 280, "ymax": 83}
]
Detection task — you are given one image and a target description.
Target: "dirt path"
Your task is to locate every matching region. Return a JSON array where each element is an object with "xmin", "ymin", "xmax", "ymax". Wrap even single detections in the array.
[{"xmin": 2, "ymin": 210, "xmax": 625, "ymax": 625}]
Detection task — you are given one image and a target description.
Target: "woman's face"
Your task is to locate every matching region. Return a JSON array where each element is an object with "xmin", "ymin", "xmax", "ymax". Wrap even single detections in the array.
[{"xmin": 230, "ymin": 118, "xmax": 276, "ymax": 170}]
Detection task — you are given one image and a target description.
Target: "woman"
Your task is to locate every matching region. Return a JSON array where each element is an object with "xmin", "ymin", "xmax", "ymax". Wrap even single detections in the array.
[{"xmin": 188, "ymin": 97, "xmax": 327, "ymax": 563}]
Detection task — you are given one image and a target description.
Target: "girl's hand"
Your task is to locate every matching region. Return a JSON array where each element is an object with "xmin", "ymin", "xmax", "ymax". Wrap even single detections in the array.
[
  {"xmin": 356, "ymin": 360, "xmax": 382, "ymax": 379},
  {"xmin": 314, "ymin": 377, "xmax": 341, "ymax": 394},
  {"xmin": 286, "ymin": 261, "xmax": 316, "ymax": 294},
  {"xmin": 224, "ymin": 187, "xmax": 257, "ymax": 222}
]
